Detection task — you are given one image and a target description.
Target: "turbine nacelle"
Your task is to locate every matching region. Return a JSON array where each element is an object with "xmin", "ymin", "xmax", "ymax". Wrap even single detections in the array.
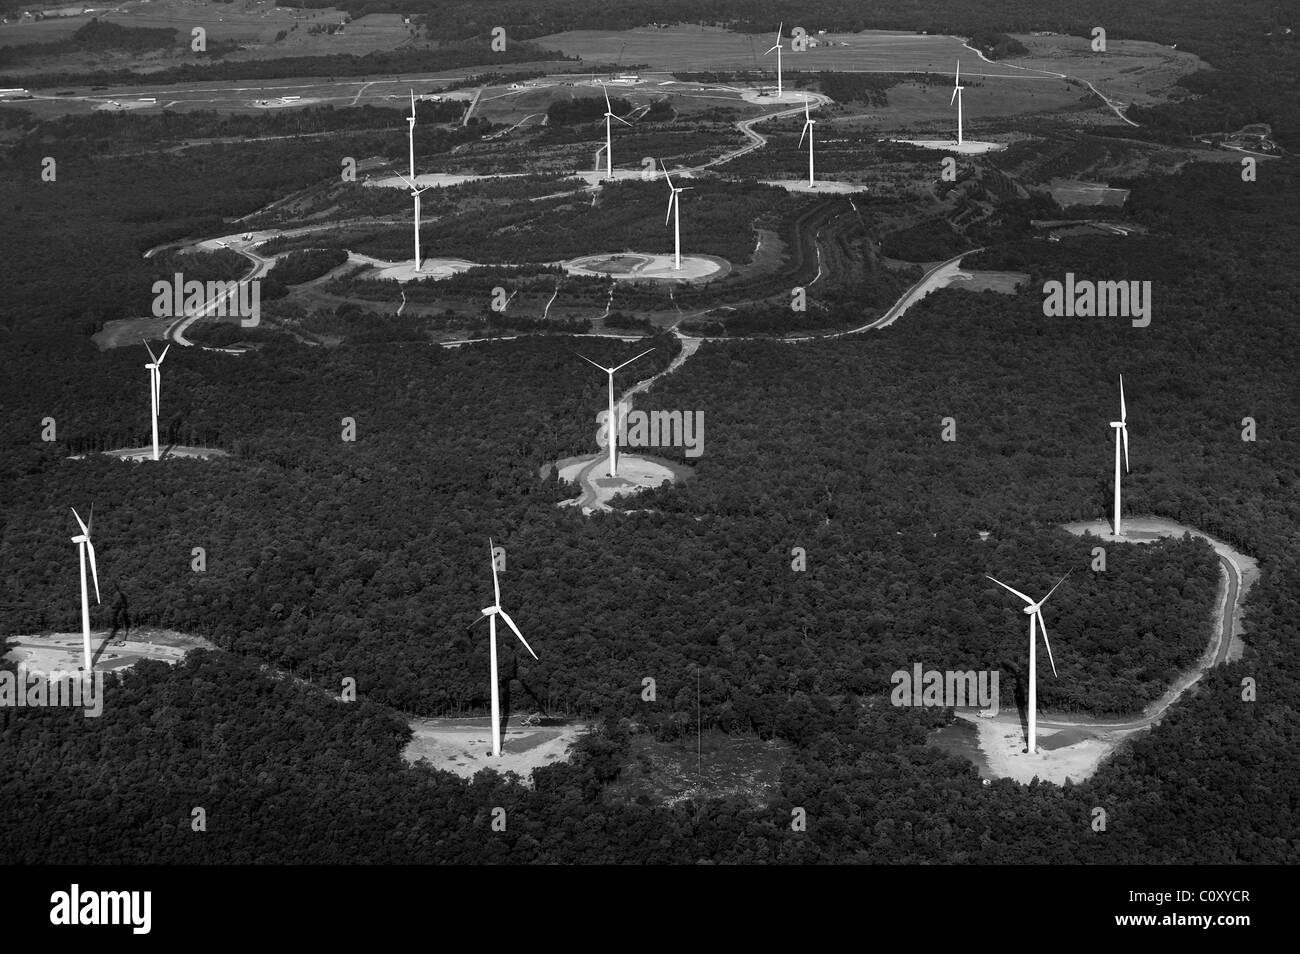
[{"xmin": 142, "ymin": 340, "xmax": 169, "ymax": 369}]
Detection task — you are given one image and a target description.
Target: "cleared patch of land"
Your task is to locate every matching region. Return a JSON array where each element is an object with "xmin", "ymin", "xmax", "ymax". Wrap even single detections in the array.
[
  {"xmin": 761, "ymin": 178, "xmax": 869, "ymax": 193},
  {"xmin": 1048, "ymin": 178, "xmax": 1130, "ymax": 206},
  {"xmin": 546, "ymin": 452, "xmax": 687, "ymax": 514},
  {"xmin": 565, "ymin": 252, "xmax": 727, "ymax": 282},
  {"xmin": 403, "ymin": 716, "xmax": 588, "ymax": 781},
  {"xmin": 607, "ymin": 730, "xmax": 791, "ymax": 806},
  {"xmin": 1008, "ymin": 33, "xmax": 1207, "ymax": 109},
  {"xmin": 5, "ymin": 627, "xmax": 216, "ymax": 676},
  {"xmin": 536, "ymin": 27, "xmax": 1033, "ymax": 76}
]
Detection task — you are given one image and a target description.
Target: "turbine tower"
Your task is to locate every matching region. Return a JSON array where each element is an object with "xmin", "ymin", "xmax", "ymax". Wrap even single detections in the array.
[
  {"xmin": 396, "ymin": 173, "xmax": 432, "ymax": 272},
  {"xmin": 950, "ymin": 61, "xmax": 965, "ymax": 145},
  {"xmin": 1111, "ymin": 374, "xmax": 1130, "ymax": 536},
  {"xmin": 474, "ymin": 538, "xmax": 537, "ymax": 758},
  {"xmin": 765, "ymin": 23, "xmax": 785, "ymax": 97},
  {"xmin": 70, "ymin": 507, "xmax": 101, "ymax": 676},
  {"xmin": 987, "ymin": 571, "xmax": 1070, "ymax": 754},
  {"xmin": 142, "ymin": 340, "xmax": 170, "ymax": 461},
  {"xmin": 660, "ymin": 160, "xmax": 692, "ymax": 270},
  {"xmin": 576, "ymin": 348, "xmax": 654, "ymax": 478},
  {"xmin": 406, "ymin": 90, "xmax": 417, "ymax": 180},
  {"xmin": 599, "ymin": 84, "xmax": 631, "ymax": 180},
  {"xmin": 798, "ymin": 95, "xmax": 817, "ymax": 185}
]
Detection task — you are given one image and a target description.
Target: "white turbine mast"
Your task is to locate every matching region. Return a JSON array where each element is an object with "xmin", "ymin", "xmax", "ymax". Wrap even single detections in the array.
[
  {"xmin": 798, "ymin": 95, "xmax": 817, "ymax": 185},
  {"xmin": 473, "ymin": 538, "xmax": 537, "ymax": 758},
  {"xmin": 600, "ymin": 84, "xmax": 631, "ymax": 180},
  {"xmin": 765, "ymin": 23, "xmax": 785, "ymax": 97},
  {"xmin": 70, "ymin": 506, "xmax": 101, "ymax": 676},
  {"xmin": 396, "ymin": 172, "xmax": 432, "ymax": 272},
  {"xmin": 142, "ymin": 339, "xmax": 170, "ymax": 461},
  {"xmin": 576, "ymin": 348, "xmax": 654, "ymax": 478},
  {"xmin": 407, "ymin": 89, "xmax": 417, "ymax": 180},
  {"xmin": 1110, "ymin": 374, "xmax": 1130, "ymax": 536},
  {"xmin": 950, "ymin": 60, "xmax": 965, "ymax": 145},
  {"xmin": 987, "ymin": 571, "xmax": 1070, "ymax": 754}
]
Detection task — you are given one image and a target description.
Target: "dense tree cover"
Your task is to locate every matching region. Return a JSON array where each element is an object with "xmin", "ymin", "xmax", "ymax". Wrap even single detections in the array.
[
  {"xmin": 967, "ymin": 31, "xmax": 1029, "ymax": 60},
  {"xmin": 546, "ymin": 95, "xmax": 635, "ymax": 126},
  {"xmin": 813, "ymin": 72, "xmax": 898, "ymax": 107},
  {"xmin": 6, "ymin": 103, "xmax": 466, "ymax": 156},
  {"xmin": 265, "ymin": 248, "xmax": 350, "ymax": 287},
  {"xmin": 0, "ymin": 39, "xmax": 572, "ymax": 90}
]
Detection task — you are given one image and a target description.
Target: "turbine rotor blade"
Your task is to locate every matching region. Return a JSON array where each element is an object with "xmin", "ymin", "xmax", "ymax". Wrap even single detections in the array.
[
  {"xmin": 575, "ymin": 352, "xmax": 608, "ymax": 372},
  {"xmin": 603, "ymin": 85, "xmax": 611, "ymax": 110},
  {"xmin": 1037, "ymin": 611, "xmax": 1058, "ymax": 677},
  {"xmin": 86, "ymin": 539, "xmax": 101, "ymax": 604},
  {"xmin": 659, "ymin": 159, "xmax": 675, "ymax": 188},
  {"xmin": 488, "ymin": 538, "xmax": 500, "ymax": 606},
  {"xmin": 71, "ymin": 507, "xmax": 89, "ymax": 537},
  {"xmin": 614, "ymin": 115, "xmax": 632, "ymax": 126},
  {"xmin": 1122, "ymin": 425, "xmax": 1130, "ymax": 473},
  {"xmin": 950, "ymin": 87, "xmax": 959, "ymax": 105},
  {"xmin": 1039, "ymin": 570, "xmax": 1072, "ymax": 606},
  {"xmin": 497, "ymin": 608, "xmax": 537, "ymax": 660},
  {"xmin": 985, "ymin": 575, "xmax": 1033, "ymax": 605},
  {"xmin": 1119, "ymin": 373, "xmax": 1127, "ymax": 422},
  {"xmin": 612, "ymin": 348, "xmax": 655, "ymax": 372},
  {"xmin": 956, "ymin": 60, "xmax": 961, "ymax": 85},
  {"xmin": 665, "ymin": 193, "xmax": 675, "ymax": 225},
  {"xmin": 142, "ymin": 339, "xmax": 159, "ymax": 363},
  {"xmin": 158, "ymin": 343, "xmax": 170, "ymax": 364}
]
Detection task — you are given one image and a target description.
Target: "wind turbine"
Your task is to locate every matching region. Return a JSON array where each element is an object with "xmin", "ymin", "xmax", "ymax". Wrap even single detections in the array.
[
  {"xmin": 765, "ymin": 23, "xmax": 785, "ymax": 97},
  {"xmin": 661, "ymin": 160, "xmax": 692, "ymax": 270},
  {"xmin": 798, "ymin": 95, "xmax": 816, "ymax": 185},
  {"xmin": 987, "ymin": 571, "xmax": 1070, "ymax": 754},
  {"xmin": 142, "ymin": 339, "xmax": 169, "ymax": 461},
  {"xmin": 576, "ymin": 348, "xmax": 654, "ymax": 477},
  {"xmin": 950, "ymin": 60, "xmax": 965, "ymax": 145},
  {"xmin": 70, "ymin": 507, "xmax": 101, "ymax": 676},
  {"xmin": 473, "ymin": 538, "xmax": 537, "ymax": 758},
  {"xmin": 396, "ymin": 172, "xmax": 432, "ymax": 272},
  {"xmin": 598, "ymin": 84, "xmax": 631, "ymax": 180},
  {"xmin": 1110, "ymin": 374, "xmax": 1130, "ymax": 536}
]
